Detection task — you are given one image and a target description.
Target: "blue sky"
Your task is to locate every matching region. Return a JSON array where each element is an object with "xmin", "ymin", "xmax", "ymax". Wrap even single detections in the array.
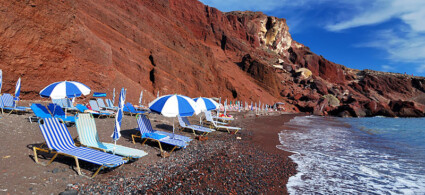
[{"xmin": 200, "ymin": 0, "xmax": 425, "ymax": 76}]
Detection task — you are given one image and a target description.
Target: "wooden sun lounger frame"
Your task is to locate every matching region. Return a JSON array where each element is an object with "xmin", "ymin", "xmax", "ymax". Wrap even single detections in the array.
[
  {"xmin": 32, "ymin": 145, "xmax": 121, "ymax": 178},
  {"xmin": 33, "ymin": 119, "xmax": 125, "ymax": 178},
  {"xmin": 131, "ymin": 132, "xmax": 178, "ymax": 155}
]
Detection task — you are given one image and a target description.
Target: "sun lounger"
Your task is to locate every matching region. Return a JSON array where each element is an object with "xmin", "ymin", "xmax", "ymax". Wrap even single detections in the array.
[
  {"xmin": 134, "ymin": 114, "xmax": 192, "ymax": 142},
  {"xmin": 105, "ymin": 99, "xmax": 118, "ymax": 110},
  {"xmin": 0, "ymin": 93, "xmax": 30, "ymax": 114},
  {"xmin": 63, "ymin": 98, "xmax": 78, "ymax": 111},
  {"xmin": 204, "ymin": 110, "xmax": 241, "ymax": 134},
  {"xmin": 29, "ymin": 104, "xmax": 52, "ymax": 123},
  {"xmin": 124, "ymin": 103, "xmax": 145, "ymax": 116},
  {"xmin": 177, "ymin": 115, "xmax": 213, "ymax": 136},
  {"xmin": 208, "ymin": 110, "xmax": 234, "ymax": 121},
  {"xmin": 96, "ymin": 98, "xmax": 117, "ymax": 111},
  {"xmin": 204, "ymin": 110, "xmax": 228, "ymax": 125},
  {"xmin": 132, "ymin": 114, "xmax": 188, "ymax": 155},
  {"xmin": 33, "ymin": 118, "xmax": 127, "ymax": 177},
  {"xmin": 75, "ymin": 104, "xmax": 106, "ymax": 118},
  {"xmin": 89, "ymin": 100, "xmax": 115, "ymax": 116},
  {"xmin": 75, "ymin": 113, "xmax": 147, "ymax": 159},
  {"xmin": 47, "ymin": 103, "xmax": 76, "ymax": 123}
]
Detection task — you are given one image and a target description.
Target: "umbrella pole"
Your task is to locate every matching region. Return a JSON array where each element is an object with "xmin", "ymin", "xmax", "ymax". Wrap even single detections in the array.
[
  {"xmin": 172, "ymin": 118, "xmax": 175, "ymax": 139},
  {"xmin": 113, "ymin": 140, "xmax": 116, "ymax": 155}
]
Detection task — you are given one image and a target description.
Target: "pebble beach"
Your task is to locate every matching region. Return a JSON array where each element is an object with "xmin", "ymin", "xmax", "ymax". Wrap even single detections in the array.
[{"xmin": 0, "ymin": 104, "xmax": 299, "ymax": 194}]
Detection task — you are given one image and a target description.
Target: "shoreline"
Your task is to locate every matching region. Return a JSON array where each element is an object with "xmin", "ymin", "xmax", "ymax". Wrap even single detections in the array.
[{"xmin": 0, "ymin": 110, "xmax": 300, "ymax": 194}]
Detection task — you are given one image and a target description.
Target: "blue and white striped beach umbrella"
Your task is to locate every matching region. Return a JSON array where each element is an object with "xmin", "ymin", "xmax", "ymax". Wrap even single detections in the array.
[
  {"xmin": 112, "ymin": 88, "xmax": 125, "ymax": 142},
  {"xmin": 149, "ymin": 94, "xmax": 200, "ymax": 136},
  {"xmin": 112, "ymin": 88, "xmax": 115, "ymax": 105},
  {"xmin": 149, "ymin": 94, "xmax": 200, "ymax": 117},
  {"xmin": 15, "ymin": 77, "xmax": 21, "ymax": 98},
  {"xmin": 193, "ymin": 97, "xmax": 218, "ymax": 112},
  {"xmin": 40, "ymin": 81, "xmax": 90, "ymax": 99},
  {"xmin": 0, "ymin": 69, "xmax": 3, "ymax": 94}
]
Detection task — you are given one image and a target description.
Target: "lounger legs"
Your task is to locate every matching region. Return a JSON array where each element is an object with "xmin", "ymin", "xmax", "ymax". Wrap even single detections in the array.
[
  {"xmin": 131, "ymin": 134, "xmax": 141, "ymax": 144},
  {"xmin": 169, "ymin": 146, "xmax": 178, "ymax": 154},
  {"xmin": 92, "ymin": 166, "xmax": 104, "ymax": 178},
  {"xmin": 33, "ymin": 147, "xmax": 57, "ymax": 166},
  {"xmin": 74, "ymin": 157, "xmax": 82, "ymax": 175}
]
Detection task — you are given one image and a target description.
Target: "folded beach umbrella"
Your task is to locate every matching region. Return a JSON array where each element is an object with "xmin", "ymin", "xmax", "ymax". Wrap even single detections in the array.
[
  {"xmin": 40, "ymin": 81, "xmax": 91, "ymax": 99},
  {"xmin": 149, "ymin": 94, "xmax": 200, "ymax": 136},
  {"xmin": 0, "ymin": 69, "xmax": 2, "ymax": 94},
  {"xmin": 14, "ymin": 77, "xmax": 21, "ymax": 99},
  {"xmin": 111, "ymin": 88, "xmax": 125, "ymax": 154},
  {"xmin": 112, "ymin": 88, "xmax": 115, "ymax": 105}
]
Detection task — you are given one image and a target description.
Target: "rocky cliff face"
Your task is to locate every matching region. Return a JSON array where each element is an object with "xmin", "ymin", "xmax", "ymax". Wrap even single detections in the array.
[{"xmin": 0, "ymin": 0, "xmax": 424, "ymax": 117}]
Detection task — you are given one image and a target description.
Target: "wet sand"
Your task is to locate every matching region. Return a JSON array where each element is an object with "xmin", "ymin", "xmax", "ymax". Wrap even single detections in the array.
[{"xmin": 0, "ymin": 108, "xmax": 300, "ymax": 194}]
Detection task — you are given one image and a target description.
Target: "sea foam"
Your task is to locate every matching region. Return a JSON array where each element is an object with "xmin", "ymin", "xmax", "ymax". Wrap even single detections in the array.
[{"xmin": 278, "ymin": 116, "xmax": 425, "ymax": 194}]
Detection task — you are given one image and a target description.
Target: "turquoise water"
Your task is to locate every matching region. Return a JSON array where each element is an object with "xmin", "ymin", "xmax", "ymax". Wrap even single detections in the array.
[{"xmin": 278, "ymin": 116, "xmax": 425, "ymax": 194}]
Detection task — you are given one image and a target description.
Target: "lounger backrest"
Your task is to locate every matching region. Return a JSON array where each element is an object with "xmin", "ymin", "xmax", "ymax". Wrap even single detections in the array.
[
  {"xmin": 137, "ymin": 114, "xmax": 154, "ymax": 134},
  {"xmin": 38, "ymin": 118, "xmax": 76, "ymax": 151},
  {"xmin": 105, "ymin": 99, "xmax": 114, "ymax": 108},
  {"xmin": 64, "ymin": 99, "xmax": 74, "ymax": 108},
  {"xmin": 47, "ymin": 103, "xmax": 66, "ymax": 117},
  {"xmin": 126, "ymin": 103, "xmax": 137, "ymax": 112},
  {"xmin": 182, "ymin": 117, "xmax": 192, "ymax": 126},
  {"xmin": 89, "ymin": 100, "xmax": 101, "ymax": 111},
  {"xmin": 1, "ymin": 93, "xmax": 14, "ymax": 107},
  {"xmin": 204, "ymin": 111, "xmax": 217, "ymax": 126},
  {"xmin": 177, "ymin": 115, "xmax": 187, "ymax": 127},
  {"xmin": 76, "ymin": 104, "xmax": 87, "ymax": 112},
  {"xmin": 204, "ymin": 110, "xmax": 213, "ymax": 121},
  {"xmin": 52, "ymin": 99, "xmax": 64, "ymax": 107},
  {"xmin": 76, "ymin": 113, "xmax": 101, "ymax": 147},
  {"xmin": 31, "ymin": 104, "xmax": 52, "ymax": 118},
  {"xmin": 97, "ymin": 98, "xmax": 107, "ymax": 108},
  {"xmin": 0, "ymin": 95, "xmax": 3, "ymax": 108}
]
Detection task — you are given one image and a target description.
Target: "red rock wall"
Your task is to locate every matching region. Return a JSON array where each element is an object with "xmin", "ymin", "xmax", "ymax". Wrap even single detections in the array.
[{"xmin": 1, "ymin": 0, "xmax": 424, "ymax": 117}]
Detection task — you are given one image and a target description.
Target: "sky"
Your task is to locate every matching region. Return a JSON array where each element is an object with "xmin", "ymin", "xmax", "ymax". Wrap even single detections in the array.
[{"xmin": 200, "ymin": 0, "xmax": 425, "ymax": 76}]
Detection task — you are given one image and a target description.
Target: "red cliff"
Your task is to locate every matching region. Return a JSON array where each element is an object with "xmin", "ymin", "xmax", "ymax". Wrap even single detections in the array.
[{"xmin": 0, "ymin": 0, "xmax": 424, "ymax": 117}]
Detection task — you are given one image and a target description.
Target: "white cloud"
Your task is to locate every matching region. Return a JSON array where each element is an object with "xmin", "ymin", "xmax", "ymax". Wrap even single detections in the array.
[
  {"xmin": 326, "ymin": 0, "xmax": 425, "ymax": 32},
  {"xmin": 381, "ymin": 65, "xmax": 395, "ymax": 72}
]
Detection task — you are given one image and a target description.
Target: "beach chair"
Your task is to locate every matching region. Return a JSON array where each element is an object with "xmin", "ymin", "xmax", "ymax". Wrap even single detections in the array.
[
  {"xmin": 89, "ymin": 100, "xmax": 115, "ymax": 116},
  {"xmin": 47, "ymin": 103, "xmax": 76, "ymax": 123},
  {"xmin": 208, "ymin": 110, "xmax": 234, "ymax": 122},
  {"xmin": 75, "ymin": 104, "xmax": 107, "ymax": 118},
  {"xmin": 134, "ymin": 114, "xmax": 192, "ymax": 142},
  {"xmin": 33, "ymin": 118, "xmax": 127, "ymax": 177},
  {"xmin": 132, "ymin": 114, "xmax": 188, "ymax": 156},
  {"xmin": 62, "ymin": 98, "xmax": 78, "ymax": 111},
  {"xmin": 0, "ymin": 93, "xmax": 30, "ymax": 114},
  {"xmin": 204, "ymin": 110, "xmax": 241, "ymax": 134},
  {"xmin": 124, "ymin": 103, "xmax": 145, "ymax": 116},
  {"xmin": 29, "ymin": 104, "xmax": 52, "ymax": 123},
  {"xmin": 105, "ymin": 99, "xmax": 118, "ymax": 110},
  {"xmin": 177, "ymin": 115, "xmax": 213, "ymax": 136},
  {"xmin": 75, "ymin": 113, "xmax": 148, "ymax": 159},
  {"xmin": 204, "ymin": 110, "xmax": 228, "ymax": 125},
  {"xmin": 52, "ymin": 99, "xmax": 65, "ymax": 107},
  {"xmin": 96, "ymin": 98, "xmax": 117, "ymax": 111}
]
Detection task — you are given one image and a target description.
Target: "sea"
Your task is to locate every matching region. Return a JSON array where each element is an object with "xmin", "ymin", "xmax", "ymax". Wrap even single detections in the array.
[{"xmin": 277, "ymin": 115, "xmax": 425, "ymax": 194}]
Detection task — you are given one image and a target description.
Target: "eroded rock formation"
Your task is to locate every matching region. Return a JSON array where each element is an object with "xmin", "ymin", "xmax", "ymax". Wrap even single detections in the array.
[{"xmin": 0, "ymin": 0, "xmax": 424, "ymax": 117}]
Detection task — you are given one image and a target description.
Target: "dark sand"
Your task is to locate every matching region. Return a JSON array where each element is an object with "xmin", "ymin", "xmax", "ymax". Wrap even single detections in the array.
[{"xmin": 0, "ymin": 107, "xmax": 300, "ymax": 194}]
